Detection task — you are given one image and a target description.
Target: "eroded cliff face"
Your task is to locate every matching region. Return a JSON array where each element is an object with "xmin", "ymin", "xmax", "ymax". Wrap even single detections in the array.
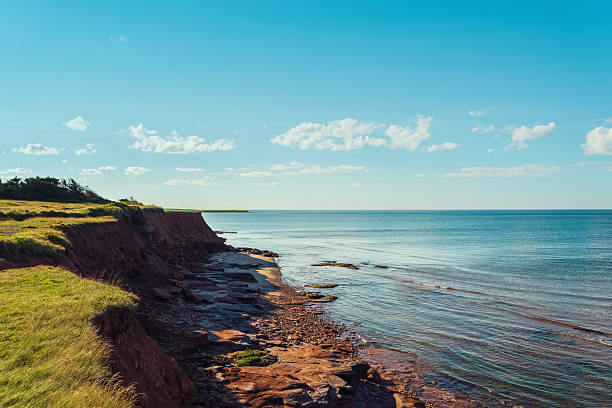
[
  {"xmin": 61, "ymin": 211, "xmax": 226, "ymax": 290},
  {"xmin": 94, "ymin": 307, "xmax": 195, "ymax": 408},
  {"xmin": 72, "ymin": 212, "xmax": 225, "ymax": 408}
]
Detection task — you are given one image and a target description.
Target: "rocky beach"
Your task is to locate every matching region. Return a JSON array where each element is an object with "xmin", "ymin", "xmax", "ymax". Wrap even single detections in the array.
[{"xmin": 140, "ymin": 245, "xmax": 483, "ymax": 407}]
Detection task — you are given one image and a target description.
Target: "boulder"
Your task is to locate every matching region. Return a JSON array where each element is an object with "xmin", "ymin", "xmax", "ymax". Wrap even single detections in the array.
[
  {"xmin": 351, "ymin": 362, "xmax": 370, "ymax": 378},
  {"xmin": 151, "ymin": 288, "xmax": 172, "ymax": 300}
]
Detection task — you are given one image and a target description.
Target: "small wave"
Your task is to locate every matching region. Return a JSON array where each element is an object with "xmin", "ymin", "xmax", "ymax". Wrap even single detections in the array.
[
  {"xmin": 561, "ymin": 330, "xmax": 612, "ymax": 346},
  {"xmin": 373, "ymin": 273, "xmax": 488, "ymax": 296},
  {"xmin": 491, "ymin": 307, "xmax": 612, "ymax": 339}
]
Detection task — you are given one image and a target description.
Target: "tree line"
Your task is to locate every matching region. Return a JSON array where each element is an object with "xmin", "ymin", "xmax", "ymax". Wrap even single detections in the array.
[{"xmin": 0, "ymin": 177, "xmax": 108, "ymax": 203}]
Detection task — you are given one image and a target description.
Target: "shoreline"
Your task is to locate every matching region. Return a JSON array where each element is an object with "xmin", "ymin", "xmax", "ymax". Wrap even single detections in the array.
[{"xmin": 150, "ymin": 246, "xmax": 484, "ymax": 407}]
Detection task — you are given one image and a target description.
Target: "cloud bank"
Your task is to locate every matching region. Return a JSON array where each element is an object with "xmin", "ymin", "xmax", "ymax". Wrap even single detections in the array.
[
  {"xmin": 271, "ymin": 116, "xmax": 458, "ymax": 153},
  {"xmin": 127, "ymin": 124, "xmax": 235, "ymax": 154}
]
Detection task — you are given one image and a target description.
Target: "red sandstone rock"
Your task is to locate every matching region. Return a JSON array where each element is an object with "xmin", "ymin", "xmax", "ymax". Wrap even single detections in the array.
[
  {"xmin": 151, "ymin": 288, "xmax": 172, "ymax": 300},
  {"xmin": 393, "ymin": 393, "xmax": 426, "ymax": 408},
  {"xmin": 178, "ymin": 330, "xmax": 209, "ymax": 352},
  {"xmin": 94, "ymin": 308, "xmax": 193, "ymax": 408}
]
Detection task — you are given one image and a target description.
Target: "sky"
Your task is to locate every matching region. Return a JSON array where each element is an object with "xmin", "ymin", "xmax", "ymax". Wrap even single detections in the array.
[{"xmin": 0, "ymin": 1, "xmax": 611, "ymax": 209}]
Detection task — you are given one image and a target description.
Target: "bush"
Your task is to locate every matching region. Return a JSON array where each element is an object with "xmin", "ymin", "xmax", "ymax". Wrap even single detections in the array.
[{"xmin": 0, "ymin": 177, "xmax": 108, "ymax": 203}]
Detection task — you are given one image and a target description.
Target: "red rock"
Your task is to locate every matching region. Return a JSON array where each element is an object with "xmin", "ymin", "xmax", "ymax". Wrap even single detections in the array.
[
  {"xmin": 182, "ymin": 289, "xmax": 202, "ymax": 304},
  {"xmin": 393, "ymin": 393, "xmax": 425, "ymax": 408},
  {"xmin": 208, "ymin": 329, "xmax": 251, "ymax": 344},
  {"xmin": 151, "ymin": 288, "xmax": 172, "ymax": 300},
  {"xmin": 179, "ymin": 330, "xmax": 209, "ymax": 352}
]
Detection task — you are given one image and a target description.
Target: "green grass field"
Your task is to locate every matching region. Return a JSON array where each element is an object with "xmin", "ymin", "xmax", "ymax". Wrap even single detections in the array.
[{"xmin": 0, "ymin": 266, "xmax": 138, "ymax": 408}]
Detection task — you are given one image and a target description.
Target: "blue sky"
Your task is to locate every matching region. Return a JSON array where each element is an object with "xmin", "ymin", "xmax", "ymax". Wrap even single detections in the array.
[{"xmin": 1, "ymin": 1, "xmax": 611, "ymax": 209}]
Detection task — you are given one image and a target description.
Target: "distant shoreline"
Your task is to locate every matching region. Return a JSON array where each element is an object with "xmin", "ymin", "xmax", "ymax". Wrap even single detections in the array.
[{"xmin": 165, "ymin": 208, "xmax": 248, "ymax": 213}]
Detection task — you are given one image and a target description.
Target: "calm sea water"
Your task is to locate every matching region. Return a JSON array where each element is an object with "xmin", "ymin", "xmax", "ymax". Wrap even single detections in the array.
[{"xmin": 203, "ymin": 210, "xmax": 612, "ymax": 407}]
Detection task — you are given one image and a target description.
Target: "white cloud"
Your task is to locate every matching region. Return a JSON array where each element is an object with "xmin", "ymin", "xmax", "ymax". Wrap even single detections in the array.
[
  {"xmin": 64, "ymin": 116, "xmax": 90, "ymax": 131},
  {"xmin": 13, "ymin": 143, "xmax": 59, "ymax": 155},
  {"xmin": 364, "ymin": 136, "xmax": 388, "ymax": 147},
  {"xmin": 242, "ymin": 163, "xmax": 367, "ymax": 177},
  {"xmin": 124, "ymin": 166, "xmax": 150, "ymax": 175},
  {"xmin": 238, "ymin": 171, "xmax": 273, "ymax": 178},
  {"xmin": 110, "ymin": 34, "xmax": 128, "ymax": 42},
  {"xmin": 469, "ymin": 110, "xmax": 485, "ymax": 117},
  {"xmin": 599, "ymin": 164, "xmax": 612, "ymax": 172},
  {"xmin": 272, "ymin": 116, "xmax": 435, "ymax": 152},
  {"xmin": 80, "ymin": 166, "xmax": 117, "ymax": 176},
  {"xmin": 488, "ymin": 149, "xmax": 494, "ymax": 153},
  {"xmin": 75, "ymin": 143, "xmax": 96, "ymax": 155},
  {"xmin": 415, "ymin": 173, "xmax": 427, "ymax": 177},
  {"xmin": 385, "ymin": 115, "xmax": 433, "ymax": 151},
  {"xmin": 582, "ymin": 126, "xmax": 612, "ymax": 155},
  {"xmin": 271, "ymin": 118, "xmax": 381, "ymax": 151},
  {"xmin": 285, "ymin": 164, "xmax": 367, "ymax": 175},
  {"xmin": 0, "ymin": 167, "xmax": 33, "ymax": 175},
  {"xmin": 268, "ymin": 182, "xmax": 282, "ymax": 187},
  {"xmin": 425, "ymin": 142, "xmax": 460, "ymax": 152},
  {"xmin": 349, "ymin": 182, "xmax": 361, "ymax": 187},
  {"xmin": 507, "ymin": 122, "xmax": 556, "ymax": 150},
  {"xmin": 269, "ymin": 161, "xmax": 305, "ymax": 171},
  {"xmin": 126, "ymin": 124, "xmax": 235, "ymax": 154},
  {"xmin": 81, "ymin": 168, "xmax": 102, "ymax": 175},
  {"xmin": 603, "ymin": 117, "xmax": 612, "ymax": 125},
  {"xmin": 61, "ymin": 159, "xmax": 68, "ymax": 163},
  {"xmin": 472, "ymin": 124, "xmax": 495, "ymax": 134},
  {"xmin": 164, "ymin": 178, "xmax": 209, "ymax": 186},
  {"xmin": 569, "ymin": 161, "xmax": 602, "ymax": 167},
  {"xmin": 445, "ymin": 164, "xmax": 561, "ymax": 178},
  {"xmin": 176, "ymin": 167, "xmax": 203, "ymax": 172}
]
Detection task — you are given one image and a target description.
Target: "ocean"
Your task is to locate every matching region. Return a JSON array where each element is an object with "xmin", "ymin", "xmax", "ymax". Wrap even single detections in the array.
[{"xmin": 202, "ymin": 210, "xmax": 612, "ymax": 407}]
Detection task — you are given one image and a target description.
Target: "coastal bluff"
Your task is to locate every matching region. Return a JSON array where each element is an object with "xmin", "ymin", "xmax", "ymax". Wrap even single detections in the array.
[{"xmin": 0, "ymin": 203, "xmax": 225, "ymax": 407}]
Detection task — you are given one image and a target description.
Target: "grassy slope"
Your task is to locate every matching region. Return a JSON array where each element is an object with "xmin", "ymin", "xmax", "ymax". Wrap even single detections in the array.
[
  {"xmin": 0, "ymin": 200, "xmax": 160, "ymax": 258},
  {"xmin": 0, "ymin": 266, "xmax": 138, "ymax": 407},
  {"xmin": 0, "ymin": 199, "xmax": 162, "ymax": 406}
]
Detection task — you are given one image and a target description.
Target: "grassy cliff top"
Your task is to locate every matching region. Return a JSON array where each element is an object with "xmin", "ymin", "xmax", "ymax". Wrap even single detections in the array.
[
  {"xmin": 0, "ymin": 200, "xmax": 161, "ymax": 258},
  {"xmin": 0, "ymin": 266, "xmax": 138, "ymax": 408}
]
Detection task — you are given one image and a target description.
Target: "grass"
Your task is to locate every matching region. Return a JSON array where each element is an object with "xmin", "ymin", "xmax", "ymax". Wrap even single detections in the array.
[
  {"xmin": 0, "ymin": 266, "xmax": 138, "ymax": 408},
  {"xmin": 232, "ymin": 349, "xmax": 276, "ymax": 367},
  {"xmin": 0, "ymin": 200, "xmax": 162, "ymax": 259},
  {"xmin": 0, "ymin": 216, "xmax": 116, "ymax": 258}
]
